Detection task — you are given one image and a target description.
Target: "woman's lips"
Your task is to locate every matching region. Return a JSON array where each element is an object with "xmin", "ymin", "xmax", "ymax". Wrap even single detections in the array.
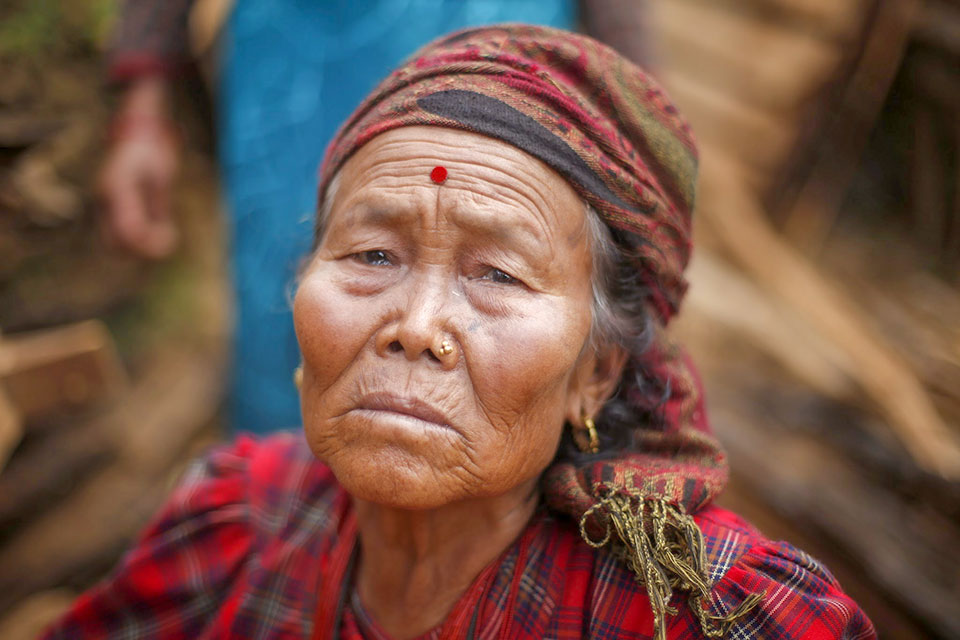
[{"xmin": 355, "ymin": 393, "xmax": 453, "ymax": 429}]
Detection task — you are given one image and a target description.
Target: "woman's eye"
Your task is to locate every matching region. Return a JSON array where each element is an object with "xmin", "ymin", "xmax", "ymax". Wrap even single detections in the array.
[
  {"xmin": 485, "ymin": 267, "xmax": 518, "ymax": 285},
  {"xmin": 354, "ymin": 250, "xmax": 392, "ymax": 266}
]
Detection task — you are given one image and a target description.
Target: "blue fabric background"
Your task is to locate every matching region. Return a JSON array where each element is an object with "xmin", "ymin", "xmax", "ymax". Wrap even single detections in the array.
[{"xmin": 218, "ymin": 0, "xmax": 576, "ymax": 433}]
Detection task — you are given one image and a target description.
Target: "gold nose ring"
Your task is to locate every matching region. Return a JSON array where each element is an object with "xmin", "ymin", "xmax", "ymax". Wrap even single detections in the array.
[{"xmin": 438, "ymin": 340, "xmax": 454, "ymax": 356}]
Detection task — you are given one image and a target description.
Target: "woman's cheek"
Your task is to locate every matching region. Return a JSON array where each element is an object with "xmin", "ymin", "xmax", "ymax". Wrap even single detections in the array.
[
  {"xmin": 294, "ymin": 274, "xmax": 371, "ymax": 385},
  {"xmin": 473, "ymin": 301, "xmax": 587, "ymax": 414}
]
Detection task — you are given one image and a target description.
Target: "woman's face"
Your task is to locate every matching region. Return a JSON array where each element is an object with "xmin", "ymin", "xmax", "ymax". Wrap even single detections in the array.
[{"xmin": 294, "ymin": 126, "xmax": 601, "ymax": 509}]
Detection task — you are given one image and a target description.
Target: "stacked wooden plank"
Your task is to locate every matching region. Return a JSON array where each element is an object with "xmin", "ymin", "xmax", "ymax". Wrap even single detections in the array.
[
  {"xmin": 0, "ymin": 238, "xmax": 228, "ymax": 640},
  {"xmin": 0, "ymin": 322, "xmax": 127, "ymax": 466},
  {"xmin": 0, "ymin": 32, "xmax": 230, "ymax": 635}
]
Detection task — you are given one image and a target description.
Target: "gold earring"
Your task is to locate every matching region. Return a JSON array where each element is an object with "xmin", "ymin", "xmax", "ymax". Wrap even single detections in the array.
[
  {"xmin": 582, "ymin": 415, "xmax": 599, "ymax": 454},
  {"xmin": 293, "ymin": 366, "xmax": 303, "ymax": 390},
  {"xmin": 438, "ymin": 340, "xmax": 453, "ymax": 356}
]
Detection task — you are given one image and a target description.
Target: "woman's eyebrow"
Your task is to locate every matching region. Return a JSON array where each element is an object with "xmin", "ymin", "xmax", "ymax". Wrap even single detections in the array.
[
  {"xmin": 450, "ymin": 205, "xmax": 551, "ymax": 261},
  {"xmin": 453, "ymin": 207, "xmax": 538, "ymax": 241},
  {"xmin": 336, "ymin": 202, "xmax": 417, "ymax": 228},
  {"xmin": 335, "ymin": 196, "xmax": 553, "ymax": 262}
]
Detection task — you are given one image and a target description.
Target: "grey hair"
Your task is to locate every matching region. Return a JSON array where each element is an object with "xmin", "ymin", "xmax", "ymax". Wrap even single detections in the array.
[
  {"xmin": 584, "ymin": 201, "xmax": 656, "ymax": 355},
  {"xmin": 574, "ymin": 202, "xmax": 662, "ymax": 461},
  {"xmin": 312, "ymin": 171, "xmax": 341, "ymax": 249},
  {"xmin": 585, "ymin": 204, "xmax": 632, "ymax": 350}
]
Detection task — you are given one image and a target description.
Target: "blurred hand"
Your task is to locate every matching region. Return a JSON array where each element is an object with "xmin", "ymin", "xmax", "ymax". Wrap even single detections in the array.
[{"xmin": 99, "ymin": 77, "xmax": 181, "ymax": 259}]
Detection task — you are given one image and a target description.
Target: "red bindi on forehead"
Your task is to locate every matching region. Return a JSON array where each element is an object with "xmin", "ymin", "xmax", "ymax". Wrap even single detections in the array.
[{"xmin": 430, "ymin": 166, "xmax": 448, "ymax": 184}]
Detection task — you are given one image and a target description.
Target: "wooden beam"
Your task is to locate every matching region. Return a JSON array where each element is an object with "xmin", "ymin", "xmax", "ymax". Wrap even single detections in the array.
[
  {"xmin": 910, "ymin": 101, "xmax": 947, "ymax": 254},
  {"xmin": 0, "ymin": 589, "xmax": 75, "ymax": 640},
  {"xmin": 698, "ymin": 145, "xmax": 960, "ymax": 477},
  {"xmin": 0, "ymin": 348, "xmax": 224, "ymax": 614},
  {"xmin": 913, "ymin": 0, "xmax": 960, "ymax": 57},
  {"xmin": 0, "ymin": 416, "xmax": 115, "ymax": 533},
  {"xmin": 662, "ymin": 71, "xmax": 797, "ymax": 173},
  {"xmin": 652, "ymin": 0, "xmax": 843, "ymax": 114},
  {"xmin": 0, "ymin": 321, "xmax": 126, "ymax": 425},
  {"xmin": 679, "ymin": 251, "xmax": 855, "ymax": 400},
  {"xmin": 0, "ymin": 386, "xmax": 22, "ymax": 473},
  {"xmin": 781, "ymin": 0, "xmax": 922, "ymax": 245},
  {"xmin": 682, "ymin": 0, "xmax": 873, "ymax": 42}
]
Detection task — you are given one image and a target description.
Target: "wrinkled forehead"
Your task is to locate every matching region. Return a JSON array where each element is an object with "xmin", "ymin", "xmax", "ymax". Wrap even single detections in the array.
[{"xmin": 321, "ymin": 126, "xmax": 589, "ymax": 245}]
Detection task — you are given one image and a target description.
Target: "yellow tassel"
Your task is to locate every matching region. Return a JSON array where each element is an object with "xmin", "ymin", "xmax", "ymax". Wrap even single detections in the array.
[{"xmin": 581, "ymin": 494, "xmax": 765, "ymax": 639}]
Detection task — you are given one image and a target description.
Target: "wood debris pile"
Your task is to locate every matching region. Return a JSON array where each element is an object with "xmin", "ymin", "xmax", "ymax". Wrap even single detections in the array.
[
  {"xmin": 650, "ymin": 0, "xmax": 960, "ymax": 636},
  {"xmin": 0, "ymin": 5, "xmax": 229, "ymax": 636}
]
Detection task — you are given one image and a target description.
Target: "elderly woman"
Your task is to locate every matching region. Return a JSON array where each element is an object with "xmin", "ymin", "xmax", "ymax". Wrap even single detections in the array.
[{"xmin": 45, "ymin": 25, "xmax": 873, "ymax": 639}]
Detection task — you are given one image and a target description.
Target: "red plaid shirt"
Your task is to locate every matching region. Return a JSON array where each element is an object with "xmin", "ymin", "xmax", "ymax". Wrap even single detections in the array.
[{"xmin": 42, "ymin": 433, "xmax": 875, "ymax": 639}]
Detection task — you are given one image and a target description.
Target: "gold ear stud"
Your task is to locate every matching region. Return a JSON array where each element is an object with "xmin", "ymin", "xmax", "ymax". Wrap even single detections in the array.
[
  {"xmin": 293, "ymin": 366, "xmax": 303, "ymax": 390},
  {"xmin": 584, "ymin": 416, "xmax": 599, "ymax": 454}
]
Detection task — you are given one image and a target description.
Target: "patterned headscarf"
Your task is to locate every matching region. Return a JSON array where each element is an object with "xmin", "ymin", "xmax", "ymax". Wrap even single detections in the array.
[{"xmin": 316, "ymin": 24, "xmax": 760, "ymax": 639}]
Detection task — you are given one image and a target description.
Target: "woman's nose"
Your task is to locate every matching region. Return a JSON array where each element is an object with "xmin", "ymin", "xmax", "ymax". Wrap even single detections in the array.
[{"xmin": 374, "ymin": 275, "xmax": 457, "ymax": 367}]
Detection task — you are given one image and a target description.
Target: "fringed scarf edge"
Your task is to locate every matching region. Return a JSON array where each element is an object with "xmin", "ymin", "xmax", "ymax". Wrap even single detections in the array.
[{"xmin": 579, "ymin": 488, "xmax": 765, "ymax": 640}]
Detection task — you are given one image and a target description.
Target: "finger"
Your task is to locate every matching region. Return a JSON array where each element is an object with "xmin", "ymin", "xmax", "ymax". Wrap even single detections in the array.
[
  {"xmin": 140, "ymin": 215, "xmax": 178, "ymax": 259},
  {"xmin": 98, "ymin": 158, "xmax": 146, "ymax": 251},
  {"xmin": 96, "ymin": 165, "xmax": 123, "ymax": 249},
  {"xmin": 139, "ymin": 176, "xmax": 178, "ymax": 259},
  {"xmin": 105, "ymin": 177, "xmax": 156, "ymax": 257}
]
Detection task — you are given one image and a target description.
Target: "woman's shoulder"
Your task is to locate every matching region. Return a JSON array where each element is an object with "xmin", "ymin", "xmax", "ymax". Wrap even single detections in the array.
[
  {"xmin": 40, "ymin": 432, "xmax": 346, "ymax": 640},
  {"xmin": 694, "ymin": 505, "xmax": 876, "ymax": 638},
  {"xmin": 182, "ymin": 431, "xmax": 345, "ymax": 542},
  {"xmin": 230, "ymin": 431, "xmax": 340, "ymax": 507},
  {"xmin": 203, "ymin": 430, "xmax": 330, "ymax": 482},
  {"xmin": 534, "ymin": 504, "xmax": 875, "ymax": 639}
]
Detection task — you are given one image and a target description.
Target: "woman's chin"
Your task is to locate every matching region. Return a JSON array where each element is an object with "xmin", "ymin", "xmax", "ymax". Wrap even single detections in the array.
[
  {"xmin": 323, "ymin": 449, "xmax": 472, "ymax": 510},
  {"xmin": 305, "ymin": 413, "xmax": 485, "ymax": 509}
]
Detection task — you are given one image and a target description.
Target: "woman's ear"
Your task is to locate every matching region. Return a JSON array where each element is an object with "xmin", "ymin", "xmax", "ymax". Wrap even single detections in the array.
[{"xmin": 565, "ymin": 343, "xmax": 629, "ymax": 426}]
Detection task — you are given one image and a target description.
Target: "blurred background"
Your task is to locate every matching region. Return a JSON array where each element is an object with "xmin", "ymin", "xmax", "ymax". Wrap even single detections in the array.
[{"xmin": 0, "ymin": 0, "xmax": 957, "ymax": 637}]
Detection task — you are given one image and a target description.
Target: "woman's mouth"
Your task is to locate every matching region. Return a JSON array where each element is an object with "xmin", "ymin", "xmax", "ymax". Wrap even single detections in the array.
[{"xmin": 355, "ymin": 393, "xmax": 453, "ymax": 430}]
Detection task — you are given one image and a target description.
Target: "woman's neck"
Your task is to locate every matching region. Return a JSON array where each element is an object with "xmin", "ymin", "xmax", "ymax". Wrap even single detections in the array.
[{"xmin": 352, "ymin": 481, "xmax": 539, "ymax": 639}]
